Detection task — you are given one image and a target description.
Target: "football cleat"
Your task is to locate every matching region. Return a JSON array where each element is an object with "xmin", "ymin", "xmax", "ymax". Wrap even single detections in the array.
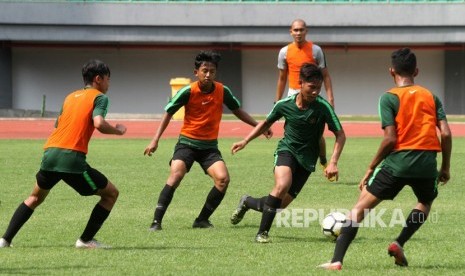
[
  {"xmin": 149, "ymin": 220, "xmax": 162, "ymax": 231},
  {"xmin": 230, "ymin": 195, "xmax": 250, "ymax": 225},
  {"xmin": 75, "ymin": 239, "xmax": 111, "ymax": 249},
  {"xmin": 317, "ymin": 261, "xmax": 342, "ymax": 270},
  {"xmin": 255, "ymin": 231, "xmax": 271, "ymax": 243},
  {"xmin": 192, "ymin": 219, "xmax": 214, "ymax": 229},
  {"xmin": 0, "ymin": 238, "xmax": 11, "ymax": 248},
  {"xmin": 388, "ymin": 241, "xmax": 408, "ymax": 267}
]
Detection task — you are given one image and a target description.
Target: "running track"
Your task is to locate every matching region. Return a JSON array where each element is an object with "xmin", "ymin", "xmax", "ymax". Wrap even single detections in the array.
[{"xmin": 1, "ymin": 118, "xmax": 465, "ymax": 139}]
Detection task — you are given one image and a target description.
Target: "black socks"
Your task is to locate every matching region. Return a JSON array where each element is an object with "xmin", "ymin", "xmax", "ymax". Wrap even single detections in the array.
[
  {"xmin": 245, "ymin": 196, "xmax": 267, "ymax": 212},
  {"xmin": 396, "ymin": 208, "xmax": 427, "ymax": 247},
  {"xmin": 257, "ymin": 194, "xmax": 282, "ymax": 234},
  {"xmin": 80, "ymin": 204, "xmax": 110, "ymax": 242},
  {"xmin": 197, "ymin": 186, "xmax": 225, "ymax": 221},
  {"xmin": 331, "ymin": 221, "xmax": 359, "ymax": 264},
  {"xmin": 153, "ymin": 184, "xmax": 176, "ymax": 223},
  {"xmin": 2, "ymin": 202, "xmax": 34, "ymax": 243}
]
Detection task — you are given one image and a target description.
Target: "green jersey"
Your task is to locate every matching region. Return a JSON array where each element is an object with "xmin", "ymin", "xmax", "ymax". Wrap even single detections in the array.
[
  {"xmin": 379, "ymin": 91, "xmax": 446, "ymax": 178},
  {"xmin": 267, "ymin": 94, "xmax": 342, "ymax": 172}
]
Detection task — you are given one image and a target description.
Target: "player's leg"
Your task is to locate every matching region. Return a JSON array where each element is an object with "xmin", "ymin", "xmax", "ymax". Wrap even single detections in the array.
[
  {"xmin": 150, "ymin": 144, "xmax": 192, "ymax": 231},
  {"xmin": 0, "ymin": 170, "xmax": 58, "ymax": 248},
  {"xmin": 319, "ymin": 187, "xmax": 381, "ymax": 269},
  {"xmin": 194, "ymin": 150, "xmax": 230, "ymax": 228},
  {"xmin": 255, "ymin": 164, "xmax": 292, "ymax": 243},
  {"xmin": 388, "ymin": 177, "xmax": 437, "ymax": 266},
  {"xmin": 0, "ymin": 181, "xmax": 51, "ymax": 247},
  {"xmin": 67, "ymin": 167, "xmax": 117, "ymax": 249}
]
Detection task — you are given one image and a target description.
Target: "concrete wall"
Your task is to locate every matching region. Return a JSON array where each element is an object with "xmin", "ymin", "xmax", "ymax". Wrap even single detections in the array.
[
  {"xmin": 12, "ymin": 47, "xmax": 444, "ymax": 116},
  {"xmin": 1, "ymin": 3, "xmax": 465, "ymax": 44}
]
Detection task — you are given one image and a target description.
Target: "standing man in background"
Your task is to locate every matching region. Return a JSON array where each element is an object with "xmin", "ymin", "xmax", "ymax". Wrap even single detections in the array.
[{"xmin": 276, "ymin": 18, "xmax": 335, "ymax": 171}]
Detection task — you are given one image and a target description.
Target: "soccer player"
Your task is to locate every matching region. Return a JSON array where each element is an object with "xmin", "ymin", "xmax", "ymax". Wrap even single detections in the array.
[
  {"xmin": 318, "ymin": 48, "xmax": 452, "ymax": 270},
  {"xmin": 144, "ymin": 50, "xmax": 271, "ymax": 231},
  {"xmin": 0, "ymin": 60, "xmax": 127, "ymax": 249},
  {"xmin": 275, "ymin": 19, "xmax": 335, "ymax": 172},
  {"xmin": 231, "ymin": 63, "xmax": 345, "ymax": 243}
]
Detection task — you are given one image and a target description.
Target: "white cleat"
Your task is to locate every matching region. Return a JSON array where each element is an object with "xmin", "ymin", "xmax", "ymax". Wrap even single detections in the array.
[
  {"xmin": 0, "ymin": 238, "xmax": 12, "ymax": 248},
  {"xmin": 75, "ymin": 239, "xmax": 111, "ymax": 249}
]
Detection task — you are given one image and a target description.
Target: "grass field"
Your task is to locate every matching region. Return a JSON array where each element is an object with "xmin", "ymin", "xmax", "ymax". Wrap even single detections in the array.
[{"xmin": 1, "ymin": 137, "xmax": 464, "ymax": 275}]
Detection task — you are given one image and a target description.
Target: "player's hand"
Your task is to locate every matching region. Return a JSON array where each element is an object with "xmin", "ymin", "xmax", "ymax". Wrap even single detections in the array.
[
  {"xmin": 438, "ymin": 169, "xmax": 450, "ymax": 185},
  {"xmin": 231, "ymin": 140, "xmax": 247, "ymax": 155},
  {"xmin": 359, "ymin": 168, "xmax": 374, "ymax": 190},
  {"xmin": 263, "ymin": 129, "xmax": 273, "ymax": 139},
  {"xmin": 115, "ymin": 124, "xmax": 127, "ymax": 135},
  {"xmin": 144, "ymin": 140, "xmax": 159, "ymax": 156},
  {"xmin": 324, "ymin": 162, "xmax": 338, "ymax": 182}
]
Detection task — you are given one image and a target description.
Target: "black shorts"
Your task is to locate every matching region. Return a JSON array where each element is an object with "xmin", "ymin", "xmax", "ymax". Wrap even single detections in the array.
[
  {"xmin": 36, "ymin": 165, "xmax": 108, "ymax": 196},
  {"xmin": 366, "ymin": 167, "xmax": 438, "ymax": 203},
  {"xmin": 171, "ymin": 143, "xmax": 224, "ymax": 174},
  {"xmin": 275, "ymin": 151, "xmax": 311, "ymax": 199}
]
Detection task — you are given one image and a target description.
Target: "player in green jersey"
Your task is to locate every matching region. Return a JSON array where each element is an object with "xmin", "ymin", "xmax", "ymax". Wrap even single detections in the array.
[{"xmin": 231, "ymin": 63, "xmax": 346, "ymax": 243}]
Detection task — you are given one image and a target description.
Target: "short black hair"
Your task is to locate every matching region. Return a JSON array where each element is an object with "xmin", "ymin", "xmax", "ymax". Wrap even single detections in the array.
[
  {"xmin": 299, "ymin": 63, "xmax": 323, "ymax": 83},
  {"xmin": 391, "ymin": 48, "xmax": 416, "ymax": 77},
  {"xmin": 82, "ymin": 59, "xmax": 111, "ymax": 86},
  {"xmin": 194, "ymin": 50, "xmax": 221, "ymax": 69}
]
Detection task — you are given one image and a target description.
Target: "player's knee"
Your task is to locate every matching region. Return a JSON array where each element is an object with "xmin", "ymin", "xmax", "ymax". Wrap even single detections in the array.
[
  {"xmin": 102, "ymin": 182, "xmax": 119, "ymax": 204},
  {"xmin": 215, "ymin": 175, "xmax": 230, "ymax": 190},
  {"xmin": 24, "ymin": 195, "xmax": 44, "ymax": 209},
  {"xmin": 169, "ymin": 170, "xmax": 186, "ymax": 183}
]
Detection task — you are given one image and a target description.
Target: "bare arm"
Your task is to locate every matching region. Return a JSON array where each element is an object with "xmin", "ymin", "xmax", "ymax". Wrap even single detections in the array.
[
  {"xmin": 93, "ymin": 115, "xmax": 126, "ymax": 135},
  {"xmin": 359, "ymin": 125, "xmax": 397, "ymax": 190},
  {"xmin": 322, "ymin": 68, "xmax": 335, "ymax": 108},
  {"xmin": 275, "ymin": 69, "xmax": 288, "ymax": 102},
  {"xmin": 231, "ymin": 120, "xmax": 273, "ymax": 154},
  {"xmin": 324, "ymin": 129, "xmax": 346, "ymax": 181},
  {"xmin": 438, "ymin": 119, "xmax": 452, "ymax": 184},
  {"xmin": 232, "ymin": 108, "xmax": 273, "ymax": 139},
  {"xmin": 143, "ymin": 112, "xmax": 173, "ymax": 156}
]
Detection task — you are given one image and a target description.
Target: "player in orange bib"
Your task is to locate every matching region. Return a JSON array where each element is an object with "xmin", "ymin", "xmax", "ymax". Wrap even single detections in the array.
[
  {"xmin": 144, "ymin": 50, "xmax": 272, "ymax": 231},
  {"xmin": 319, "ymin": 48, "xmax": 452, "ymax": 270},
  {"xmin": 276, "ymin": 19, "xmax": 335, "ymax": 176},
  {"xmin": 0, "ymin": 60, "xmax": 127, "ymax": 249}
]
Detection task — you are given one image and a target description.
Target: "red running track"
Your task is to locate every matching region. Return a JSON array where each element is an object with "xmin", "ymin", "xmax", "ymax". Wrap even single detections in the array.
[{"xmin": 1, "ymin": 119, "xmax": 464, "ymax": 139}]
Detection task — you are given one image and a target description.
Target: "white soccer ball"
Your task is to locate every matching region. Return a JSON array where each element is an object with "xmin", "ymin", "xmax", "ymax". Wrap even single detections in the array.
[{"xmin": 321, "ymin": 211, "xmax": 346, "ymax": 241}]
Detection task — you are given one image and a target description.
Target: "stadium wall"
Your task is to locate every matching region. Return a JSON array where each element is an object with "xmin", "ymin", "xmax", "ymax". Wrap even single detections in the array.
[{"xmin": 0, "ymin": 2, "xmax": 463, "ymax": 115}]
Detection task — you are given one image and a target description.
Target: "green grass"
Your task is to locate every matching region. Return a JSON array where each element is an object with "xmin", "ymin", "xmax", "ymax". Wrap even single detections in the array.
[
  {"xmin": 224, "ymin": 114, "xmax": 465, "ymax": 122},
  {"xmin": 1, "ymin": 137, "xmax": 464, "ymax": 275}
]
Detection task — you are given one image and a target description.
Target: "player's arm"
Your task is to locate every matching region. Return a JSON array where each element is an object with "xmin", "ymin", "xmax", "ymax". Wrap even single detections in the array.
[
  {"xmin": 359, "ymin": 125, "xmax": 396, "ymax": 190},
  {"xmin": 144, "ymin": 112, "xmax": 173, "ymax": 156},
  {"xmin": 94, "ymin": 116, "xmax": 126, "ymax": 135},
  {"xmin": 434, "ymin": 96, "xmax": 452, "ymax": 184},
  {"xmin": 325, "ymin": 129, "xmax": 346, "ymax": 181},
  {"xmin": 144, "ymin": 86, "xmax": 190, "ymax": 156},
  {"xmin": 231, "ymin": 108, "xmax": 273, "ymax": 139},
  {"xmin": 322, "ymin": 68, "xmax": 335, "ymax": 108},
  {"xmin": 93, "ymin": 95, "xmax": 126, "ymax": 135},
  {"xmin": 231, "ymin": 120, "xmax": 273, "ymax": 154},
  {"xmin": 438, "ymin": 119, "xmax": 452, "ymax": 184},
  {"xmin": 275, "ymin": 69, "xmax": 288, "ymax": 102}
]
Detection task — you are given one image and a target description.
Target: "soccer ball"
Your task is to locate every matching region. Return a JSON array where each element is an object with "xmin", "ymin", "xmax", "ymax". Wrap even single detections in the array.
[{"xmin": 321, "ymin": 212, "xmax": 346, "ymax": 241}]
